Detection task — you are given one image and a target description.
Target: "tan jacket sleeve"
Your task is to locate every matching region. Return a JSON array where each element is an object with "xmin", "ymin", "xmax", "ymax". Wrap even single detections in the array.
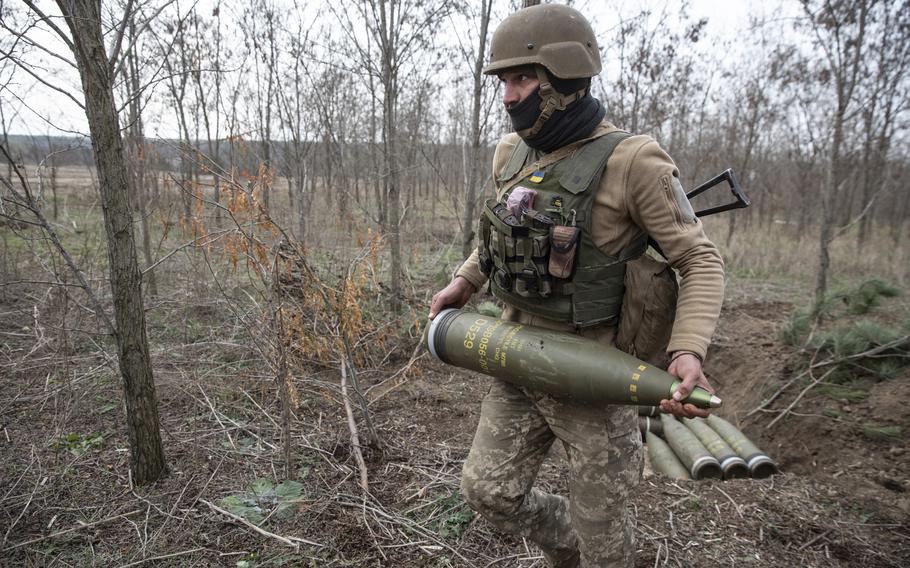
[
  {"xmin": 600, "ymin": 136, "xmax": 724, "ymax": 359},
  {"xmin": 454, "ymin": 133, "xmax": 523, "ymax": 289}
]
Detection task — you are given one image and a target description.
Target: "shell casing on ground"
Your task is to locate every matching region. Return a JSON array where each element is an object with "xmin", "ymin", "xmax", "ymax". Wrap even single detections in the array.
[
  {"xmin": 683, "ymin": 417, "xmax": 750, "ymax": 479},
  {"xmin": 639, "ymin": 416, "xmax": 664, "ymax": 437},
  {"xmin": 705, "ymin": 414, "xmax": 778, "ymax": 479},
  {"xmin": 427, "ymin": 309, "xmax": 720, "ymax": 408},
  {"xmin": 660, "ymin": 414, "xmax": 722, "ymax": 479},
  {"xmin": 646, "ymin": 431, "xmax": 691, "ymax": 480}
]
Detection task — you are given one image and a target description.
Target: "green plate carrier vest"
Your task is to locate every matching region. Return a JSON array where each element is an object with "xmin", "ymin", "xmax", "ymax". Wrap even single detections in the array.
[{"xmin": 478, "ymin": 131, "xmax": 647, "ymax": 328}]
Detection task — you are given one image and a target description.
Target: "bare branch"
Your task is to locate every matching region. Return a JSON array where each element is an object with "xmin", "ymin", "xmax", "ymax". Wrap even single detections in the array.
[
  {"xmin": 0, "ymin": 46, "xmax": 85, "ymax": 110},
  {"xmin": 108, "ymin": 0, "xmax": 136, "ymax": 74},
  {"xmin": 0, "ymin": 144, "xmax": 114, "ymax": 334},
  {"xmin": 21, "ymin": 0, "xmax": 75, "ymax": 52}
]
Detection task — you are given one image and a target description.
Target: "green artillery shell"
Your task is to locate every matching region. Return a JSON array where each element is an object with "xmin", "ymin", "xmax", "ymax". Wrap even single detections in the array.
[
  {"xmin": 646, "ymin": 431, "xmax": 691, "ymax": 480},
  {"xmin": 683, "ymin": 417, "xmax": 749, "ymax": 479},
  {"xmin": 427, "ymin": 309, "xmax": 722, "ymax": 408},
  {"xmin": 660, "ymin": 414, "xmax": 722, "ymax": 479},
  {"xmin": 705, "ymin": 415, "xmax": 778, "ymax": 479},
  {"xmin": 638, "ymin": 405, "xmax": 661, "ymax": 417},
  {"xmin": 639, "ymin": 416, "xmax": 664, "ymax": 437}
]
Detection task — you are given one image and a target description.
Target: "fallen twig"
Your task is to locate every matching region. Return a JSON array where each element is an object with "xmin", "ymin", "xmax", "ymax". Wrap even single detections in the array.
[
  {"xmin": 798, "ymin": 529, "xmax": 833, "ymax": 551},
  {"xmin": 715, "ymin": 486, "xmax": 743, "ymax": 520},
  {"xmin": 367, "ymin": 325, "xmax": 428, "ymax": 405},
  {"xmin": 200, "ymin": 498, "xmax": 322, "ymax": 550},
  {"xmin": 1, "ymin": 450, "xmax": 40, "ymax": 547},
  {"xmin": 4, "ymin": 509, "xmax": 142, "ymax": 551},
  {"xmin": 342, "ymin": 359, "xmax": 370, "ymax": 492},
  {"xmin": 748, "ymin": 334, "xmax": 910, "ymax": 419},
  {"xmin": 114, "ymin": 546, "xmax": 206, "ymax": 567},
  {"xmin": 767, "ymin": 367, "xmax": 837, "ymax": 429}
]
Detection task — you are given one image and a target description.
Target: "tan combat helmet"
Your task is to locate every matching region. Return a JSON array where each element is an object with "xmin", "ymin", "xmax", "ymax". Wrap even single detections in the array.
[
  {"xmin": 484, "ymin": 3, "xmax": 601, "ymax": 138},
  {"xmin": 483, "ymin": 3, "xmax": 601, "ymax": 79}
]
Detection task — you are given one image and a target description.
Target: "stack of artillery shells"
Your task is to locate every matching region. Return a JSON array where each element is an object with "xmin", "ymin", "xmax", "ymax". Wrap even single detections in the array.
[
  {"xmin": 683, "ymin": 417, "xmax": 750, "ymax": 479},
  {"xmin": 639, "ymin": 407, "xmax": 778, "ymax": 481}
]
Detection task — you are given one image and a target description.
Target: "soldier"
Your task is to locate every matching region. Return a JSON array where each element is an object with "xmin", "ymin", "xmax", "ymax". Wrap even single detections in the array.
[{"xmin": 429, "ymin": 4, "xmax": 724, "ymax": 567}]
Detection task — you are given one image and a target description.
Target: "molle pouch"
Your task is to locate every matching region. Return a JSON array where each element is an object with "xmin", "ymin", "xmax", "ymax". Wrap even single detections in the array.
[
  {"xmin": 489, "ymin": 229, "xmax": 502, "ymax": 263},
  {"xmin": 505, "ymin": 235, "xmax": 517, "ymax": 263},
  {"xmin": 492, "ymin": 268, "xmax": 513, "ymax": 291},
  {"xmin": 548, "ymin": 225, "xmax": 581, "ymax": 279},
  {"xmin": 531, "ymin": 233, "xmax": 550, "ymax": 266},
  {"xmin": 515, "ymin": 268, "xmax": 539, "ymax": 298}
]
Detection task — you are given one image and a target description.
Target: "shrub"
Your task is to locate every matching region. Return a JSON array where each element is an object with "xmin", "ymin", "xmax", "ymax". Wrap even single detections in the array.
[{"xmin": 781, "ymin": 278, "xmax": 909, "ymax": 383}]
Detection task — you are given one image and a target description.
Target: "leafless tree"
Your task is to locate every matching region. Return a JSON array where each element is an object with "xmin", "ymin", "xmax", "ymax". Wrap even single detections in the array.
[
  {"xmin": 458, "ymin": 0, "xmax": 495, "ymax": 259},
  {"xmin": 854, "ymin": 1, "xmax": 910, "ymax": 250},
  {"xmin": 800, "ymin": 0, "xmax": 874, "ymax": 311},
  {"xmin": 35, "ymin": 0, "xmax": 168, "ymax": 484},
  {"xmin": 333, "ymin": 0, "xmax": 452, "ymax": 312},
  {"xmin": 276, "ymin": 8, "xmax": 317, "ymax": 241}
]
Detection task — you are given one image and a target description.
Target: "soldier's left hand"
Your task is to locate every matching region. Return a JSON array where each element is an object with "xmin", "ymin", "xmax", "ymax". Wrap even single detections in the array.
[{"xmin": 660, "ymin": 352, "xmax": 714, "ymax": 419}]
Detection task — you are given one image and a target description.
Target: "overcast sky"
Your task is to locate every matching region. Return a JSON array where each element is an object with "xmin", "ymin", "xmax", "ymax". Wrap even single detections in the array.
[{"xmin": 3, "ymin": 0, "xmax": 793, "ymax": 138}]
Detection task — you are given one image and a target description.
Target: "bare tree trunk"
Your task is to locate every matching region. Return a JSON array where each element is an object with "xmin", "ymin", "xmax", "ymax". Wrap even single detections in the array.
[
  {"xmin": 57, "ymin": 0, "xmax": 166, "ymax": 485},
  {"xmin": 806, "ymin": 0, "xmax": 870, "ymax": 313},
  {"xmin": 815, "ymin": 159, "xmax": 835, "ymax": 312},
  {"xmin": 126, "ymin": 20, "xmax": 157, "ymax": 296},
  {"xmin": 191, "ymin": 10, "xmax": 223, "ymax": 228},
  {"xmin": 46, "ymin": 137, "xmax": 60, "ymax": 220},
  {"xmin": 378, "ymin": 3, "xmax": 402, "ymax": 313},
  {"xmin": 461, "ymin": 0, "xmax": 493, "ymax": 259}
]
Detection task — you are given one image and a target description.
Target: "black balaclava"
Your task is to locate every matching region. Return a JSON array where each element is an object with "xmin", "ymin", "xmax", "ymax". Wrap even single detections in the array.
[{"xmin": 506, "ymin": 67, "xmax": 605, "ymax": 154}]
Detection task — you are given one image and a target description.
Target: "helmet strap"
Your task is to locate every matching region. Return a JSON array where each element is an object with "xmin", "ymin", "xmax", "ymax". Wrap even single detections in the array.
[{"xmin": 515, "ymin": 67, "xmax": 588, "ymax": 139}]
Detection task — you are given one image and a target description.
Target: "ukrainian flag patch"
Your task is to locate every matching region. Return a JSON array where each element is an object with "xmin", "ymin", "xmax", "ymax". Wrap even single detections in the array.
[{"xmin": 529, "ymin": 170, "xmax": 545, "ymax": 183}]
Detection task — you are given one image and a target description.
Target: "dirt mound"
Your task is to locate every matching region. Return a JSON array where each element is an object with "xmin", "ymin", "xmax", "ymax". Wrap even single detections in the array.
[{"xmin": 696, "ymin": 295, "xmax": 910, "ymax": 562}]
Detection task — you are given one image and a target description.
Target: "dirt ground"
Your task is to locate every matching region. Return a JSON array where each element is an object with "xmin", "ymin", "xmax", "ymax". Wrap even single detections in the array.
[{"xmin": 1, "ymin": 278, "xmax": 909, "ymax": 567}]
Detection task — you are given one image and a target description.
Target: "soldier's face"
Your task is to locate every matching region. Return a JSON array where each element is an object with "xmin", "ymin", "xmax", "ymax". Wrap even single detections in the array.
[{"xmin": 500, "ymin": 69, "xmax": 540, "ymax": 109}]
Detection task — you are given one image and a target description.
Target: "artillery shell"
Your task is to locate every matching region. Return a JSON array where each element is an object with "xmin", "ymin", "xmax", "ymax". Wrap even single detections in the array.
[
  {"xmin": 646, "ymin": 431, "xmax": 691, "ymax": 480},
  {"xmin": 427, "ymin": 309, "xmax": 722, "ymax": 408},
  {"xmin": 660, "ymin": 414, "xmax": 722, "ymax": 479},
  {"xmin": 705, "ymin": 414, "xmax": 778, "ymax": 479},
  {"xmin": 638, "ymin": 405, "xmax": 661, "ymax": 417},
  {"xmin": 639, "ymin": 416, "xmax": 664, "ymax": 437}
]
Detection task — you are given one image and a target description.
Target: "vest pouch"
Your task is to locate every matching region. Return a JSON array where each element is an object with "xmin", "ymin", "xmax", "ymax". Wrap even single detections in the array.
[
  {"xmin": 531, "ymin": 233, "xmax": 550, "ymax": 275},
  {"xmin": 504, "ymin": 235, "xmax": 518, "ymax": 268},
  {"xmin": 478, "ymin": 251, "xmax": 493, "ymax": 275},
  {"xmin": 489, "ymin": 230, "xmax": 512, "ymax": 267},
  {"xmin": 514, "ymin": 266, "xmax": 553, "ymax": 298},
  {"xmin": 615, "ymin": 254, "xmax": 679, "ymax": 367},
  {"xmin": 549, "ymin": 225, "xmax": 580, "ymax": 279},
  {"xmin": 492, "ymin": 267, "xmax": 513, "ymax": 291},
  {"xmin": 514, "ymin": 268, "xmax": 537, "ymax": 298}
]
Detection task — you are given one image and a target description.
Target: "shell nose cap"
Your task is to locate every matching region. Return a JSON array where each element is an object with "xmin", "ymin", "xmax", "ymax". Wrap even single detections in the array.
[{"xmin": 709, "ymin": 395, "xmax": 722, "ymax": 408}]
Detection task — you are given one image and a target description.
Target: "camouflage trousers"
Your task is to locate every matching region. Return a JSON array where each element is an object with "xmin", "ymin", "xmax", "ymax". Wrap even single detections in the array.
[{"xmin": 461, "ymin": 378, "xmax": 643, "ymax": 568}]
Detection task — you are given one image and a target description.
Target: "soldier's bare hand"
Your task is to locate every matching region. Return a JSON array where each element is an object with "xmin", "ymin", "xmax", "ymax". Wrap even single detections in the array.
[
  {"xmin": 429, "ymin": 277, "xmax": 477, "ymax": 319},
  {"xmin": 660, "ymin": 353, "xmax": 714, "ymax": 419}
]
